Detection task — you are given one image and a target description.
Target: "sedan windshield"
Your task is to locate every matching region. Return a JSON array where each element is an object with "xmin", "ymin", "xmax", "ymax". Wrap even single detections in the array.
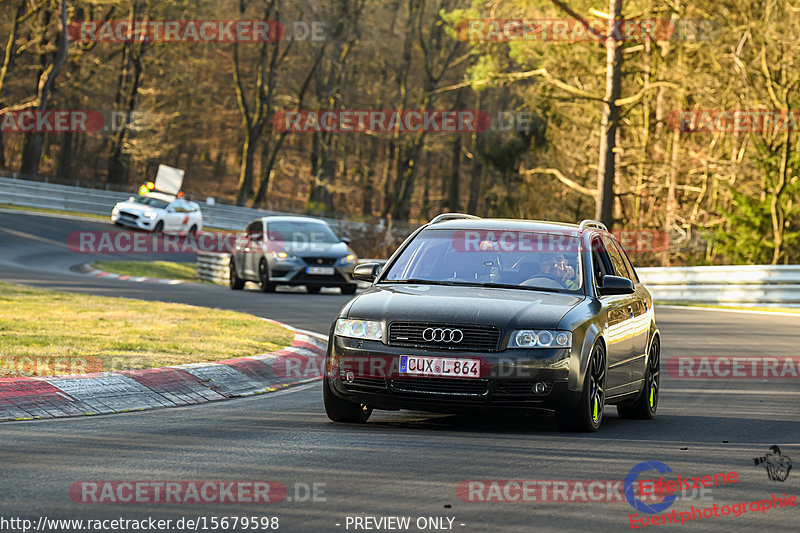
[
  {"xmin": 133, "ymin": 196, "xmax": 169, "ymax": 209},
  {"xmin": 266, "ymin": 221, "xmax": 340, "ymax": 244},
  {"xmin": 382, "ymin": 228, "xmax": 583, "ymax": 292}
]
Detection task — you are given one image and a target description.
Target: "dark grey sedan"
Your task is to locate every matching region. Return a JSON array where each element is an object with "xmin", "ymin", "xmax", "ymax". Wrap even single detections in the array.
[
  {"xmin": 324, "ymin": 214, "xmax": 660, "ymax": 431},
  {"xmin": 229, "ymin": 216, "xmax": 359, "ymax": 294}
]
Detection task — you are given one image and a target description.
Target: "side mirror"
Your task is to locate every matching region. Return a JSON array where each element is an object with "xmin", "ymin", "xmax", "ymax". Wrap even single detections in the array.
[
  {"xmin": 353, "ymin": 262, "xmax": 380, "ymax": 283},
  {"xmin": 341, "ymin": 237, "xmax": 351, "ymax": 245},
  {"xmin": 598, "ymin": 275, "xmax": 635, "ymax": 296}
]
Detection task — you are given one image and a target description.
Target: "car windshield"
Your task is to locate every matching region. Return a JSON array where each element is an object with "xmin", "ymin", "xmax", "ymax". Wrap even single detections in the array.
[
  {"xmin": 382, "ymin": 228, "xmax": 583, "ymax": 293},
  {"xmin": 132, "ymin": 196, "xmax": 169, "ymax": 209},
  {"xmin": 266, "ymin": 221, "xmax": 340, "ymax": 244}
]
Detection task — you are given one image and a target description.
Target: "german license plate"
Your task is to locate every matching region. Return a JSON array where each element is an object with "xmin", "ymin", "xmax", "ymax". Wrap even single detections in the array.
[
  {"xmin": 399, "ymin": 356, "xmax": 481, "ymax": 378},
  {"xmin": 306, "ymin": 266, "xmax": 335, "ymax": 275}
]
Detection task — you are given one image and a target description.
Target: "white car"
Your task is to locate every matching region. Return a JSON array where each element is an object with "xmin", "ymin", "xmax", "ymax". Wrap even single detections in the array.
[{"xmin": 111, "ymin": 192, "xmax": 203, "ymax": 233}]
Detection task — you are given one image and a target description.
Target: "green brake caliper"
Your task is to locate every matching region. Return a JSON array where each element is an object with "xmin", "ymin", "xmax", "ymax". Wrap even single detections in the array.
[
  {"xmin": 649, "ymin": 387, "xmax": 655, "ymax": 408},
  {"xmin": 592, "ymin": 397, "xmax": 599, "ymax": 421}
]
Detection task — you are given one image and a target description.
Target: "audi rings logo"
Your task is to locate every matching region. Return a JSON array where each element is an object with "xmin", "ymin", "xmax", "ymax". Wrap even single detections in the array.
[{"xmin": 422, "ymin": 328, "xmax": 464, "ymax": 343}]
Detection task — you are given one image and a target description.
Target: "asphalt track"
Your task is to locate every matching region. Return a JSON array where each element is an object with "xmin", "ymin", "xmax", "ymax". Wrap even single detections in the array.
[{"xmin": 0, "ymin": 210, "xmax": 797, "ymax": 533}]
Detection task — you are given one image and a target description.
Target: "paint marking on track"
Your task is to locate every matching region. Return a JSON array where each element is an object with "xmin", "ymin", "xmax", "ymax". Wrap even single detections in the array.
[
  {"xmin": 664, "ymin": 388, "xmax": 800, "ymax": 395},
  {"xmin": 658, "ymin": 304, "xmax": 800, "ymax": 317}
]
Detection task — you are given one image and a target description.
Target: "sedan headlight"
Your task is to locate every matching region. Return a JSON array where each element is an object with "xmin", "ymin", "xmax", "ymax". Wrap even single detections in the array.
[
  {"xmin": 341, "ymin": 253, "xmax": 357, "ymax": 265},
  {"xmin": 508, "ymin": 330, "xmax": 572, "ymax": 349},
  {"xmin": 144, "ymin": 212, "xmax": 158, "ymax": 220},
  {"xmin": 112, "ymin": 206, "xmax": 119, "ymax": 216},
  {"xmin": 335, "ymin": 319, "xmax": 383, "ymax": 341}
]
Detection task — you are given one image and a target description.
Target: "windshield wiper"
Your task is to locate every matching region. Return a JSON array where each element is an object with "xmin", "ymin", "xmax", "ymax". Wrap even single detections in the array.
[
  {"xmin": 480, "ymin": 282, "xmax": 568, "ymax": 293},
  {"xmin": 381, "ymin": 279, "xmax": 459, "ymax": 286}
]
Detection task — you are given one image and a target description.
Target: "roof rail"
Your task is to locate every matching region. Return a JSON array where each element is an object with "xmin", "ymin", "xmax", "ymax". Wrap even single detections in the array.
[
  {"xmin": 579, "ymin": 219, "xmax": 608, "ymax": 232},
  {"xmin": 429, "ymin": 213, "xmax": 481, "ymax": 224}
]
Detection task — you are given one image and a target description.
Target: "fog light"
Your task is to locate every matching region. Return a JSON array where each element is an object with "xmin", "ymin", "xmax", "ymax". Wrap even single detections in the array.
[
  {"xmin": 533, "ymin": 382, "xmax": 546, "ymax": 394},
  {"xmin": 345, "ymin": 371, "xmax": 355, "ymax": 383}
]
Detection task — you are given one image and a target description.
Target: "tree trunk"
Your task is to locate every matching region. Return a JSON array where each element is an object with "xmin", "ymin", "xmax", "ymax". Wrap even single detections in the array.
[
  {"xmin": 448, "ymin": 134, "xmax": 462, "ymax": 211},
  {"xmin": 594, "ymin": 0, "xmax": 623, "ymax": 227},
  {"xmin": 236, "ymin": 128, "xmax": 257, "ymax": 205},
  {"xmin": 21, "ymin": 0, "xmax": 69, "ymax": 176}
]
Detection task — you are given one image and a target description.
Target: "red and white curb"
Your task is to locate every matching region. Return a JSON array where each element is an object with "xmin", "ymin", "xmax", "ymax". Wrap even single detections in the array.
[
  {"xmin": 0, "ymin": 320, "xmax": 327, "ymax": 422},
  {"xmin": 72, "ymin": 262, "xmax": 194, "ymax": 285}
]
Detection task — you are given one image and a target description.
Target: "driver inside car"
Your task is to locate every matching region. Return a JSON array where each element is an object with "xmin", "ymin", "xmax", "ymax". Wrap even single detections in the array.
[{"xmin": 540, "ymin": 253, "xmax": 579, "ymax": 290}]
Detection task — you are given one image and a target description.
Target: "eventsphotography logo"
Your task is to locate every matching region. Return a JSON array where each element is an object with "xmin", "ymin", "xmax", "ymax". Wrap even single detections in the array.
[
  {"xmin": 753, "ymin": 446, "xmax": 792, "ymax": 482},
  {"xmin": 625, "ymin": 461, "xmax": 736, "ymax": 515},
  {"xmin": 625, "ymin": 461, "xmax": 678, "ymax": 514}
]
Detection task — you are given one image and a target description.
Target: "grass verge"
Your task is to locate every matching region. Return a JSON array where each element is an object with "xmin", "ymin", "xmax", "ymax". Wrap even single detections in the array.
[
  {"xmin": 0, "ymin": 203, "xmax": 108, "ymax": 221},
  {"xmin": 93, "ymin": 260, "xmax": 201, "ymax": 282},
  {"xmin": 0, "ymin": 282, "xmax": 295, "ymax": 377}
]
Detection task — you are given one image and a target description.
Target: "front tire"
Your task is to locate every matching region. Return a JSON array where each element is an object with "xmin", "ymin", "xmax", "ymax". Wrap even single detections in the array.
[
  {"xmin": 258, "ymin": 260, "xmax": 276, "ymax": 293},
  {"xmin": 341, "ymin": 284, "xmax": 357, "ymax": 295},
  {"xmin": 559, "ymin": 341, "xmax": 606, "ymax": 432},
  {"xmin": 153, "ymin": 220, "xmax": 164, "ymax": 233},
  {"xmin": 229, "ymin": 260, "xmax": 245, "ymax": 290},
  {"xmin": 323, "ymin": 377, "xmax": 372, "ymax": 423},
  {"xmin": 618, "ymin": 337, "xmax": 660, "ymax": 420}
]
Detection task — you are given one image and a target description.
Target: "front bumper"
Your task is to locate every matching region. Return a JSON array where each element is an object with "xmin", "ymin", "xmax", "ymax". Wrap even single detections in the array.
[
  {"xmin": 112, "ymin": 211, "xmax": 155, "ymax": 230},
  {"xmin": 327, "ymin": 335, "xmax": 577, "ymax": 414},
  {"xmin": 269, "ymin": 262, "xmax": 356, "ymax": 287}
]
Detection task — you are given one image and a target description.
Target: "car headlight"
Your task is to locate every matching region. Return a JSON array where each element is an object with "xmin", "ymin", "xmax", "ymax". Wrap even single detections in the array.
[
  {"xmin": 144, "ymin": 212, "xmax": 158, "ymax": 220},
  {"xmin": 508, "ymin": 330, "xmax": 572, "ymax": 349},
  {"xmin": 341, "ymin": 254, "xmax": 357, "ymax": 265},
  {"xmin": 335, "ymin": 319, "xmax": 383, "ymax": 341},
  {"xmin": 273, "ymin": 251, "xmax": 296, "ymax": 261},
  {"xmin": 112, "ymin": 207, "xmax": 119, "ymax": 216}
]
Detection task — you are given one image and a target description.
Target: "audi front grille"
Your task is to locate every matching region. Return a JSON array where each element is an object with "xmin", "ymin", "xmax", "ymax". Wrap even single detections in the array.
[
  {"xmin": 388, "ymin": 322, "xmax": 501, "ymax": 352},
  {"xmin": 389, "ymin": 377, "xmax": 490, "ymax": 397}
]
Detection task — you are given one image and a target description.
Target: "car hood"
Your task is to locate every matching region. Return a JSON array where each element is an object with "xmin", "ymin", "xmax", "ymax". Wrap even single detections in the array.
[
  {"xmin": 281, "ymin": 241, "xmax": 352, "ymax": 257},
  {"xmin": 344, "ymin": 284, "xmax": 584, "ymax": 330},
  {"xmin": 114, "ymin": 200, "xmax": 160, "ymax": 214}
]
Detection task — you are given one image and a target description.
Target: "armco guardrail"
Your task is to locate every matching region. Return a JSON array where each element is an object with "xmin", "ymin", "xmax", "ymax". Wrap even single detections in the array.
[
  {"xmin": 197, "ymin": 254, "xmax": 387, "ymax": 287},
  {"xmin": 0, "ymin": 175, "xmax": 382, "ymax": 235},
  {"xmin": 197, "ymin": 252, "xmax": 231, "ymax": 283},
  {"xmin": 197, "ymin": 256, "xmax": 799, "ymax": 305},
  {"xmin": 637, "ymin": 265, "xmax": 800, "ymax": 306}
]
